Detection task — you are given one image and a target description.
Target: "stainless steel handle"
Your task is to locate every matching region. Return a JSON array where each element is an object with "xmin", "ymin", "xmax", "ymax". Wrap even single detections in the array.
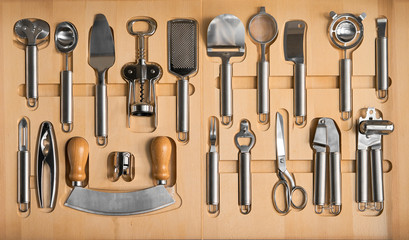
[
  {"xmin": 257, "ymin": 61, "xmax": 269, "ymax": 123},
  {"xmin": 313, "ymin": 151, "xmax": 326, "ymax": 214},
  {"xmin": 238, "ymin": 152, "xmax": 251, "ymax": 214},
  {"xmin": 339, "ymin": 58, "xmax": 352, "ymax": 120},
  {"xmin": 371, "ymin": 148, "xmax": 384, "ymax": 211},
  {"xmin": 376, "ymin": 37, "xmax": 388, "ymax": 99},
  {"xmin": 18, "ymin": 150, "xmax": 30, "ymax": 212},
  {"xmin": 220, "ymin": 62, "xmax": 233, "ymax": 125},
  {"xmin": 61, "ymin": 70, "xmax": 73, "ymax": 132},
  {"xmin": 95, "ymin": 84, "xmax": 108, "ymax": 146},
  {"xmin": 177, "ymin": 79, "xmax": 189, "ymax": 142},
  {"xmin": 294, "ymin": 63, "xmax": 306, "ymax": 125},
  {"xmin": 26, "ymin": 45, "xmax": 38, "ymax": 108},
  {"xmin": 329, "ymin": 152, "xmax": 342, "ymax": 214},
  {"xmin": 206, "ymin": 151, "xmax": 219, "ymax": 213},
  {"xmin": 356, "ymin": 149, "xmax": 369, "ymax": 211}
]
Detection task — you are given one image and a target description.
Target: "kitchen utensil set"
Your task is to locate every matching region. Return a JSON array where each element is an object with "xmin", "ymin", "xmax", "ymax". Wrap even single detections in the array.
[{"xmin": 14, "ymin": 8, "xmax": 393, "ymax": 218}]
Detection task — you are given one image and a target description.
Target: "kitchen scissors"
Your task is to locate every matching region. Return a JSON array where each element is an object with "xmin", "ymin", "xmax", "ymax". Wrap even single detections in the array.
[{"xmin": 273, "ymin": 112, "xmax": 307, "ymax": 214}]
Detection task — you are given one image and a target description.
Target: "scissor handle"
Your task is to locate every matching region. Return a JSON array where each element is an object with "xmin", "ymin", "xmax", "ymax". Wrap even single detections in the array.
[
  {"xmin": 290, "ymin": 186, "xmax": 308, "ymax": 210},
  {"xmin": 273, "ymin": 179, "xmax": 308, "ymax": 214},
  {"xmin": 272, "ymin": 179, "xmax": 291, "ymax": 214}
]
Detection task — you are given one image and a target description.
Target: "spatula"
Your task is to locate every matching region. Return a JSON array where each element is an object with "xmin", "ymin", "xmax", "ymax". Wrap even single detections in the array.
[
  {"xmin": 89, "ymin": 14, "xmax": 115, "ymax": 146},
  {"xmin": 207, "ymin": 14, "xmax": 245, "ymax": 125},
  {"xmin": 284, "ymin": 20, "xmax": 307, "ymax": 125}
]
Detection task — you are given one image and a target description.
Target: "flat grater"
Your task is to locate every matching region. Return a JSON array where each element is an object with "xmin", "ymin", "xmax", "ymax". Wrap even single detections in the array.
[{"xmin": 168, "ymin": 19, "xmax": 198, "ymax": 143}]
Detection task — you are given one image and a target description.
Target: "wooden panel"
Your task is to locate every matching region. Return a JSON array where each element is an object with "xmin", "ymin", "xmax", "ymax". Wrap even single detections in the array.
[{"xmin": 1, "ymin": 0, "xmax": 409, "ymax": 239}]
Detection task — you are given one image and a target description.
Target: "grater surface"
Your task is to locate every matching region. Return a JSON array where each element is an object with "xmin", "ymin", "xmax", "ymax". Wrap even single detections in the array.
[{"xmin": 168, "ymin": 19, "xmax": 197, "ymax": 77}]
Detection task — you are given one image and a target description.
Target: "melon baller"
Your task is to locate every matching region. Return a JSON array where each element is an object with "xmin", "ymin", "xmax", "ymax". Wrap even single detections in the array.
[
  {"xmin": 121, "ymin": 17, "xmax": 162, "ymax": 128},
  {"xmin": 328, "ymin": 11, "xmax": 366, "ymax": 120}
]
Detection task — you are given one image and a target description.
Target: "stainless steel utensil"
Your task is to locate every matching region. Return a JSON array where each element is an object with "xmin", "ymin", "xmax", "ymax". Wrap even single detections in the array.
[
  {"xmin": 207, "ymin": 14, "xmax": 245, "ymax": 126},
  {"xmin": 234, "ymin": 119, "xmax": 255, "ymax": 214},
  {"xmin": 329, "ymin": 11, "xmax": 366, "ymax": 120},
  {"xmin": 207, "ymin": 117, "xmax": 219, "ymax": 214},
  {"xmin": 36, "ymin": 121, "xmax": 58, "ymax": 211},
  {"xmin": 65, "ymin": 137, "xmax": 175, "ymax": 216},
  {"xmin": 168, "ymin": 19, "xmax": 198, "ymax": 143},
  {"xmin": 89, "ymin": 14, "xmax": 115, "ymax": 146},
  {"xmin": 376, "ymin": 18, "xmax": 389, "ymax": 100},
  {"xmin": 356, "ymin": 108, "xmax": 394, "ymax": 212},
  {"xmin": 14, "ymin": 18, "xmax": 50, "ymax": 108},
  {"xmin": 273, "ymin": 112, "xmax": 307, "ymax": 214},
  {"xmin": 121, "ymin": 17, "xmax": 162, "ymax": 129},
  {"xmin": 248, "ymin": 7, "xmax": 278, "ymax": 124},
  {"xmin": 284, "ymin": 20, "xmax": 307, "ymax": 125},
  {"xmin": 312, "ymin": 118, "xmax": 341, "ymax": 215},
  {"xmin": 107, "ymin": 152, "xmax": 135, "ymax": 182},
  {"xmin": 18, "ymin": 117, "xmax": 30, "ymax": 214},
  {"xmin": 55, "ymin": 22, "xmax": 78, "ymax": 132}
]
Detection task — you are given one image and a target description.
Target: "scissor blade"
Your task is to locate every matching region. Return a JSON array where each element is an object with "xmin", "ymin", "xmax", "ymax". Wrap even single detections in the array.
[{"xmin": 276, "ymin": 113, "xmax": 286, "ymax": 158}]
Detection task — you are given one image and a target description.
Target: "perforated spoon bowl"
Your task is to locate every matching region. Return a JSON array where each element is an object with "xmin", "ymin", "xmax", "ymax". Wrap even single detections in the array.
[{"xmin": 14, "ymin": 18, "xmax": 50, "ymax": 108}]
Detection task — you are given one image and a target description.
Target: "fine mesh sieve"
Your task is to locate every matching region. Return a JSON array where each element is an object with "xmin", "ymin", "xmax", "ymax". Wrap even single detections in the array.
[
  {"xmin": 248, "ymin": 7, "xmax": 278, "ymax": 124},
  {"xmin": 248, "ymin": 8, "xmax": 277, "ymax": 45}
]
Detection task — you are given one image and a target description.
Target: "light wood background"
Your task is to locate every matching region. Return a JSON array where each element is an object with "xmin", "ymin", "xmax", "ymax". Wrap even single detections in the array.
[{"xmin": 0, "ymin": 0, "xmax": 408, "ymax": 239}]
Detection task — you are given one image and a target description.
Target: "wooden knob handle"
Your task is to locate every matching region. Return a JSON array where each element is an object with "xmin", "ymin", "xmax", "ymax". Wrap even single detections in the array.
[
  {"xmin": 67, "ymin": 137, "xmax": 89, "ymax": 186},
  {"xmin": 150, "ymin": 136, "xmax": 172, "ymax": 184}
]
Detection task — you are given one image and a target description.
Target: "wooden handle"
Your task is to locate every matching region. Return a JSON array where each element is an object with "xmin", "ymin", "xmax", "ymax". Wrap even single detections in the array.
[
  {"xmin": 150, "ymin": 136, "xmax": 172, "ymax": 184},
  {"xmin": 67, "ymin": 137, "xmax": 89, "ymax": 186}
]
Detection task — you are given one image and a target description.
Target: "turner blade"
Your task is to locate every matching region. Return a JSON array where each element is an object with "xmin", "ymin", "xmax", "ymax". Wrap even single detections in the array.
[{"xmin": 64, "ymin": 185, "xmax": 175, "ymax": 216}]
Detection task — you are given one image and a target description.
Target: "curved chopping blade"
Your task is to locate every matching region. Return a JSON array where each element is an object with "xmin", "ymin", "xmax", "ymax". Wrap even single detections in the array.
[{"xmin": 64, "ymin": 185, "xmax": 175, "ymax": 216}]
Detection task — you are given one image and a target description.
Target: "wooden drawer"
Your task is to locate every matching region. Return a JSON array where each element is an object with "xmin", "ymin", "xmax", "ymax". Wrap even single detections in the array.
[{"xmin": 1, "ymin": 0, "xmax": 408, "ymax": 239}]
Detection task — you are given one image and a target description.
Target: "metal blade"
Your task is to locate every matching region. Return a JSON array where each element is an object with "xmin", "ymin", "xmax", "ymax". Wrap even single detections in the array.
[
  {"xmin": 284, "ymin": 20, "xmax": 306, "ymax": 64},
  {"xmin": 89, "ymin": 14, "xmax": 115, "ymax": 72},
  {"xmin": 64, "ymin": 185, "xmax": 175, "ymax": 216},
  {"xmin": 376, "ymin": 18, "xmax": 387, "ymax": 38},
  {"xmin": 207, "ymin": 14, "xmax": 245, "ymax": 50},
  {"xmin": 275, "ymin": 113, "xmax": 286, "ymax": 158},
  {"xmin": 18, "ymin": 118, "xmax": 28, "ymax": 151}
]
